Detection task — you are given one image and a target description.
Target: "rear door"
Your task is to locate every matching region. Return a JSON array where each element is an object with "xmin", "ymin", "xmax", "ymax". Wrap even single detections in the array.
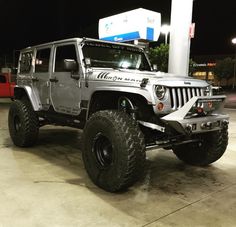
[{"xmin": 32, "ymin": 46, "xmax": 52, "ymax": 110}]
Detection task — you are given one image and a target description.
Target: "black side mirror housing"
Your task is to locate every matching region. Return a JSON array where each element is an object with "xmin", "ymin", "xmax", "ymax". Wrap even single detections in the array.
[
  {"xmin": 63, "ymin": 59, "xmax": 80, "ymax": 80},
  {"xmin": 63, "ymin": 59, "xmax": 78, "ymax": 72}
]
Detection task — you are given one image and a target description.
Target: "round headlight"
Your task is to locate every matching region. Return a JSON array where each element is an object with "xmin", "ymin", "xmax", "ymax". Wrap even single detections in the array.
[{"xmin": 155, "ymin": 85, "xmax": 166, "ymax": 100}]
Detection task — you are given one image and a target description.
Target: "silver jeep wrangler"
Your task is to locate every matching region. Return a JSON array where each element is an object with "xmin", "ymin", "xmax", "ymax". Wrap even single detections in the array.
[{"xmin": 8, "ymin": 37, "xmax": 229, "ymax": 192}]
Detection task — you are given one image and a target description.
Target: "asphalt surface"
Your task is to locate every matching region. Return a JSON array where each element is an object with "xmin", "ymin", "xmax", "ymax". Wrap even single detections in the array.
[
  {"xmin": 225, "ymin": 91, "xmax": 236, "ymax": 109},
  {"xmin": 0, "ymin": 98, "xmax": 236, "ymax": 226}
]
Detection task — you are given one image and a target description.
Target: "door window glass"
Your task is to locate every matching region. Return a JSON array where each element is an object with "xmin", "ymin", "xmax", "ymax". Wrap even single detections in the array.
[
  {"xmin": 55, "ymin": 45, "xmax": 77, "ymax": 72},
  {"xmin": 35, "ymin": 48, "xmax": 51, "ymax": 73},
  {"xmin": 19, "ymin": 52, "xmax": 33, "ymax": 73},
  {"xmin": 0, "ymin": 75, "xmax": 6, "ymax": 83}
]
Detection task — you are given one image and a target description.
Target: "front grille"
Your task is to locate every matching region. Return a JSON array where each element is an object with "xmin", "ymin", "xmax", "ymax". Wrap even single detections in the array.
[{"xmin": 169, "ymin": 87, "xmax": 204, "ymax": 110}]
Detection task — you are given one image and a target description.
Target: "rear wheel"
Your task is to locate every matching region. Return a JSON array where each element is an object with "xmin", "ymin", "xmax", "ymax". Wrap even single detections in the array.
[
  {"xmin": 8, "ymin": 99, "xmax": 39, "ymax": 147},
  {"xmin": 173, "ymin": 128, "xmax": 228, "ymax": 166},
  {"xmin": 82, "ymin": 110, "xmax": 146, "ymax": 192}
]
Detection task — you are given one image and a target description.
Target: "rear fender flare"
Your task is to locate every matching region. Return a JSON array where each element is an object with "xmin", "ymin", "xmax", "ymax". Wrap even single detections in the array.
[{"xmin": 14, "ymin": 86, "xmax": 42, "ymax": 111}]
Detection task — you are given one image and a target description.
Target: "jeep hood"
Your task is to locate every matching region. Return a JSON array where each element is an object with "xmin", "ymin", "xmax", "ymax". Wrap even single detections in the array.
[{"xmin": 91, "ymin": 68, "xmax": 209, "ymax": 87}]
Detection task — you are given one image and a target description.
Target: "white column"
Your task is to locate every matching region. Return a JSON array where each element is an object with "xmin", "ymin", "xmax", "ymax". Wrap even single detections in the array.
[{"xmin": 168, "ymin": 0, "xmax": 194, "ymax": 76}]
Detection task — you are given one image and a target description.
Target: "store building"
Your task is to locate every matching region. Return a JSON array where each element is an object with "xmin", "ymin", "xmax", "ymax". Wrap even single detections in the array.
[{"xmin": 192, "ymin": 54, "xmax": 234, "ymax": 86}]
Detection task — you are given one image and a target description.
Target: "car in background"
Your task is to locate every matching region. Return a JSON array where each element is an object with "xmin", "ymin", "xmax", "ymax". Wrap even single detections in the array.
[
  {"xmin": 0, "ymin": 73, "xmax": 16, "ymax": 99},
  {"xmin": 212, "ymin": 86, "xmax": 225, "ymax": 95}
]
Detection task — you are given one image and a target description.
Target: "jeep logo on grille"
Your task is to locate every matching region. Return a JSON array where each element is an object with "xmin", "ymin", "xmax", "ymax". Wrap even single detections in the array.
[{"xmin": 184, "ymin": 81, "xmax": 191, "ymax": 85}]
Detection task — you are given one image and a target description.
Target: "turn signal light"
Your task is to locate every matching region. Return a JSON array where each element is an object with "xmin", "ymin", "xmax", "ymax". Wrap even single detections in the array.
[
  {"xmin": 157, "ymin": 102, "xmax": 164, "ymax": 111},
  {"xmin": 196, "ymin": 107, "xmax": 203, "ymax": 113}
]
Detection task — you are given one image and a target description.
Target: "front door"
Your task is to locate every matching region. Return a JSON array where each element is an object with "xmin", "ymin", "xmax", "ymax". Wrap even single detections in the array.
[{"xmin": 50, "ymin": 43, "xmax": 81, "ymax": 116}]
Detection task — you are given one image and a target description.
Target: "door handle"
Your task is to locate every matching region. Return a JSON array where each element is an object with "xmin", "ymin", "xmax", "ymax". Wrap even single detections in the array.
[{"xmin": 49, "ymin": 77, "xmax": 59, "ymax": 83}]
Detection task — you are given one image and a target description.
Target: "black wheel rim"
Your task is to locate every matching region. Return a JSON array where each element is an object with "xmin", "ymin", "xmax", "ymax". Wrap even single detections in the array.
[
  {"xmin": 92, "ymin": 133, "xmax": 113, "ymax": 168},
  {"xmin": 14, "ymin": 115, "xmax": 22, "ymax": 132}
]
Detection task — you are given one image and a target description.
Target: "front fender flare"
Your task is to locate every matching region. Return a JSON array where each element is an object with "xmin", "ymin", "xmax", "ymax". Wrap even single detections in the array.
[{"xmin": 89, "ymin": 86, "xmax": 154, "ymax": 104}]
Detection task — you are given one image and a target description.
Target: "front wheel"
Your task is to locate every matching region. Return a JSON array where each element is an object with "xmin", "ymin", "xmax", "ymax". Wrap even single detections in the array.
[
  {"xmin": 82, "ymin": 110, "xmax": 146, "ymax": 192},
  {"xmin": 172, "ymin": 128, "xmax": 228, "ymax": 166},
  {"xmin": 8, "ymin": 99, "xmax": 39, "ymax": 147}
]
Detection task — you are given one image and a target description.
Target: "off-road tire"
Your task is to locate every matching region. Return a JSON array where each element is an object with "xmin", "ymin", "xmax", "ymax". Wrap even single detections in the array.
[
  {"xmin": 82, "ymin": 110, "xmax": 146, "ymax": 192},
  {"xmin": 8, "ymin": 99, "xmax": 39, "ymax": 147},
  {"xmin": 172, "ymin": 128, "xmax": 228, "ymax": 166}
]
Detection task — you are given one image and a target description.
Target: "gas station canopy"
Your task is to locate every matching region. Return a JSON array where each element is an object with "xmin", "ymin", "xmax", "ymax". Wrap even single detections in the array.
[{"xmin": 99, "ymin": 8, "xmax": 161, "ymax": 42}]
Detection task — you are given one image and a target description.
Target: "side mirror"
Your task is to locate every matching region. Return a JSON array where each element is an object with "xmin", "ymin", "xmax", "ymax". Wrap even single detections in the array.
[
  {"xmin": 63, "ymin": 59, "xmax": 80, "ymax": 80},
  {"xmin": 152, "ymin": 64, "xmax": 158, "ymax": 72},
  {"xmin": 63, "ymin": 59, "xmax": 78, "ymax": 72}
]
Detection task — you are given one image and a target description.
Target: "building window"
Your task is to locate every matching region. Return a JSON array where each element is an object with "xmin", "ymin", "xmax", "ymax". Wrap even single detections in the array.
[{"xmin": 193, "ymin": 71, "xmax": 207, "ymax": 77}]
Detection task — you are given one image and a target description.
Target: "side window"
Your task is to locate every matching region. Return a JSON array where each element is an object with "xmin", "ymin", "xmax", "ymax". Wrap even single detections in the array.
[
  {"xmin": 35, "ymin": 48, "xmax": 51, "ymax": 73},
  {"xmin": 55, "ymin": 45, "xmax": 77, "ymax": 72},
  {"xmin": 19, "ymin": 52, "xmax": 33, "ymax": 74},
  {"xmin": 0, "ymin": 75, "xmax": 6, "ymax": 83}
]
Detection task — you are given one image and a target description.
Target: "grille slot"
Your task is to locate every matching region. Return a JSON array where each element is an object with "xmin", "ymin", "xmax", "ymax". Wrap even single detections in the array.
[{"xmin": 169, "ymin": 87, "xmax": 204, "ymax": 110}]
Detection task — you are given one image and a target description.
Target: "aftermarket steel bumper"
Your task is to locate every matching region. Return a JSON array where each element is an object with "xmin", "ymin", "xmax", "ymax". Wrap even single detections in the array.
[{"xmin": 161, "ymin": 95, "xmax": 229, "ymax": 134}]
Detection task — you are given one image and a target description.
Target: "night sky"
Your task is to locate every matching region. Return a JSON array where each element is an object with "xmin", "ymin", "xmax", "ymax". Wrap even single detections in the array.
[{"xmin": 0, "ymin": 0, "xmax": 235, "ymax": 58}]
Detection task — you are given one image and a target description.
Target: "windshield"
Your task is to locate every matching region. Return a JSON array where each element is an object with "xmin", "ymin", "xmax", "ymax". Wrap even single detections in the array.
[{"xmin": 82, "ymin": 41, "xmax": 152, "ymax": 71}]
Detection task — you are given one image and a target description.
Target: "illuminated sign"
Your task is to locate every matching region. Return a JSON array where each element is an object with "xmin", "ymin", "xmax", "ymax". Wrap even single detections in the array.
[
  {"xmin": 207, "ymin": 63, "xmax": 216, "ymax": 67},
  {"xmin": 98, "ymin": 8, "xmax": 161, "ymax": 42},
  {"xmin": 193, "ymin": 63, "xmax": 216, "ymax": 67}
]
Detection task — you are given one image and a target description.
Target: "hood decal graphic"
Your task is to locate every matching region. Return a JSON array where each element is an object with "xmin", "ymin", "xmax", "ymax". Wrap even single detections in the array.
[
  {"xmin": 95, "ymin": 71, "xmax": 142, "ymax": 83},
  {"xmin": 97, "ymin": 72, "xmax": 110, "ymax": 79}
]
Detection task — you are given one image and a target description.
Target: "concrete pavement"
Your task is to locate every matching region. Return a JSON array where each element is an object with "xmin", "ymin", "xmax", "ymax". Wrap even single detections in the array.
[{"xmin": 0, "ymin": 98, "xmax": 236, "ymax": 227}]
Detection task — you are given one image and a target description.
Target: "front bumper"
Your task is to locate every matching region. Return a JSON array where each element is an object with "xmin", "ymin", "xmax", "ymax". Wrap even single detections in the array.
[
  {"xmin": 138, "ymin": 95, "xmax": 229, "ymax": 135},
  {"xmin": 161, "ymin": 95, "xmax": 229, "ymax": 134}
]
